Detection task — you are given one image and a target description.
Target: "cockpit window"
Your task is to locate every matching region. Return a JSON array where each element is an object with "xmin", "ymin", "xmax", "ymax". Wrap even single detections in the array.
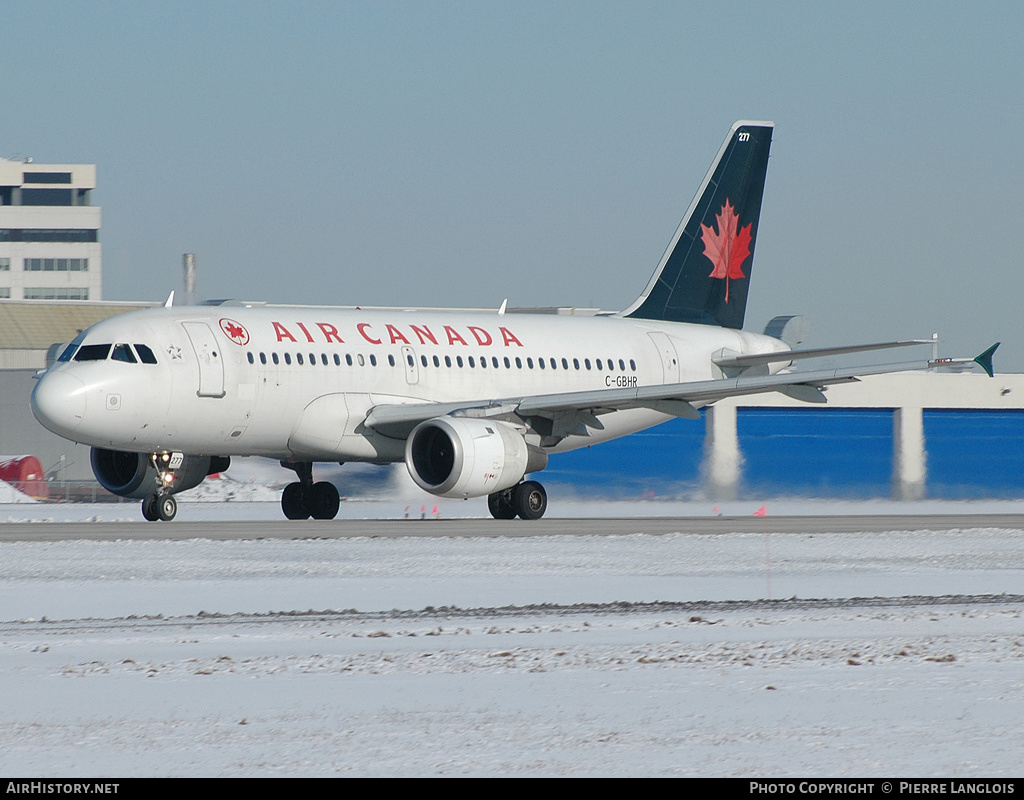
[
  {"xmin": 57, "ymin": 332, "xmax": 87, "ymax": 362},
  {"xmin": 74, "ymin": 343, "xmax": 112, "ymax": 361},
  {"xmin": 134, "ymin": 344, "xmax": 158, "ymax": 364},
  {"xmin": 111, "ymin": 343, "xmax": 138, "ymax": 363}
]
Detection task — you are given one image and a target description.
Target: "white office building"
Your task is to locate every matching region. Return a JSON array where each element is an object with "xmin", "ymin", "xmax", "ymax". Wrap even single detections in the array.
[{"xmin": 0, "ymin": 160, "xmax": 101, "ymax": 301}]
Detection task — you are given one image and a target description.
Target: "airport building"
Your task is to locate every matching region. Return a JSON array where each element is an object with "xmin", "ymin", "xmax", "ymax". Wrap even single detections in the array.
[
  {"xmin": 544, "ymin": 371, "xmax": 1024, "ymax": 501},
  {"xmin": 0, "ymin": 160, "xmax": 102, "ymax": 303}
]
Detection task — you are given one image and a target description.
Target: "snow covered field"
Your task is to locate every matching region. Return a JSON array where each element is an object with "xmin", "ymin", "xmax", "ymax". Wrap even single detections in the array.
[
  {"xmin": 1, "ymin": 508, "xmax": 1024, "ymax": 777},
  {"xmin": 2, "ymin": 493, "xmax": 1024, "ymax": 774}
]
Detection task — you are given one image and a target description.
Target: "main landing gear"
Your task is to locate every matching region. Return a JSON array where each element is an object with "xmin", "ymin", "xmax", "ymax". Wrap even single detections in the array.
[
  {"xmin": 280, "ymin": 461, "xmax": 340, "ymax": 520},
  {"xmin": 487, "ymin": 480, "xmax": 547, "ymax": 521},
  {"xmin": 141, "ymin": 493, "xmax": 177, "ymax": 522}
]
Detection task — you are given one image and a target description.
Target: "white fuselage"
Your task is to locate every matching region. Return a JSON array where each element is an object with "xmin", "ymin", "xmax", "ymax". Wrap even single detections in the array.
[{"xmin": 31, "ymin": 305, "xmax": 790, "ymax": 462}]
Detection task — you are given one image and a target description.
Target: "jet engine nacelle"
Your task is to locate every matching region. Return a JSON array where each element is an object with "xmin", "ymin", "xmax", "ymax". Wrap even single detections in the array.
[
  {"xmin": 406, "ymin": 417, "xmax": 542, "ymax": 499},
  {"xmin": 90, "ymin": 447, "xmax": 229, "ymax": 499}
]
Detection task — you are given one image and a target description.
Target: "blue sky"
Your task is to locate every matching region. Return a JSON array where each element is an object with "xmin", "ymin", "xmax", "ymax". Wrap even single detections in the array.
[{"xmin": 4, "ymin": 1, "xmax": 1022, "ymax": 368}]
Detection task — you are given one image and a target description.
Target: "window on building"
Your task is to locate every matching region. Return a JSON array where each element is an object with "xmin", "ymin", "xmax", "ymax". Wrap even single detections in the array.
[
  {"xmin": 23, "ymin": 172, "xmax": 72, "ymax": 184},
  {"xmin": 4, "ymin": 230, "xmax": 96, "ymax": 243},
  {"xmin": 24, "ymin": 287, "xmax": 89, "ymax": 300},
  {"xmin": 20, "ymin": 189, "xmax": 73, "ymax": 206},
  {"xmin": 24, "ymin": 258, "xmax": 88, "ymax": 271},
  {"xmin": 0, "ymin": 258, "xmax": 9, "ymax": 271}
]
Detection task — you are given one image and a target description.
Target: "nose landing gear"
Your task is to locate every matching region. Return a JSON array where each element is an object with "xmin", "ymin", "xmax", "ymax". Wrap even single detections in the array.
[
  {"xmin": 139, "ymin": 452, "xmax": 182, "ymax": 522},
  {"xmin": 141, "ymin": 493, "xmax": 177, "ymax": 522}
]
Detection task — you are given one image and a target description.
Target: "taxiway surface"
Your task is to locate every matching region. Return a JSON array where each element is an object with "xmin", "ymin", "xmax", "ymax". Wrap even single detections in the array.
[{"xmin": 5, "ymin": 512, "xmax": 1024, "ymax": 542}]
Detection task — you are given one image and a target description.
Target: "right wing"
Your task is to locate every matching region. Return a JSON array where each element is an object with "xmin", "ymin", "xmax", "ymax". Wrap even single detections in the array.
[{"xmin": 364, "ymin": 344, "xmax": 999, "ymax": 440}]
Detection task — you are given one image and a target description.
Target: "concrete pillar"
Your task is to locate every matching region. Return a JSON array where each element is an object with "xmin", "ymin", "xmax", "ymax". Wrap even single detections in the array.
[
  {"xmin": 893, "ymin": 406, "xmax": 926, "ymax": 500},
  {"xmin": 704, "ymin": 404, "xmax": 741, "ymax": 499}
]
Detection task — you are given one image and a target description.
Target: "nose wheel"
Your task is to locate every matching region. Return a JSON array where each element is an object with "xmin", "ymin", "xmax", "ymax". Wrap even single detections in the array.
[{"xmin": 141, "ymin": 494, "xmax": 177, "ymax": 522}]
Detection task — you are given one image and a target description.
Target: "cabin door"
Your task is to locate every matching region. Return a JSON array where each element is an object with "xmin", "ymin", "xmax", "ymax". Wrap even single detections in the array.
[
  {"xmin": 182, "ymin": 321, "xmax": 226, "ymax": 398},
  {"xmin": 647, "ymin": 331, "xmax": 680, "ymax": 384},
  {"xmin": 401, "ymin": 346, "xmax": 419, "ymax": 385}
]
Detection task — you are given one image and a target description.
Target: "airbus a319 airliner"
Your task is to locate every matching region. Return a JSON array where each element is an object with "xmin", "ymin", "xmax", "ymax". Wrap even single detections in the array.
[{"xmin": 30, "ymin": 121, "xmax": 997, "ymax": 521}]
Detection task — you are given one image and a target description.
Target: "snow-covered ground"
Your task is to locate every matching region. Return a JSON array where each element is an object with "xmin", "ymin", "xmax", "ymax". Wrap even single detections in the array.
[
  {"xmin": 0, "ymin": 478, "xmax": 35, "ymax": 504},
  {"xmin": 1, "ymin": 517, "xmax": 1023, "ymax": 776}
]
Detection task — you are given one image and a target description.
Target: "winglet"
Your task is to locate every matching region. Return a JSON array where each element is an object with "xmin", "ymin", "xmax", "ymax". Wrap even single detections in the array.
[
  {"xmin": 164, "ymin": 291, "xmax": 175, "ymax": 308},
  {"xmin": 974, "ymin": 342, "xmax": 1000, "ymax": 378}
]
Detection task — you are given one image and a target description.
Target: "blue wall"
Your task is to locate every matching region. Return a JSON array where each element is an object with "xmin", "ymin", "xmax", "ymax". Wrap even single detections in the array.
[
  {"xmin": 543, "ymin": 414, "xmax": 705, "ymax": 498},
  {"xmin": 738, "ymin": 408, "xmax": 893, "ymax": 498},
  {"xmin": 541, "ymin": 407, "xmax": 1024, "ymax": 499},
  {"xmin": 924, "ymin": 410, "xmax": 1024, "ymax": 498}
]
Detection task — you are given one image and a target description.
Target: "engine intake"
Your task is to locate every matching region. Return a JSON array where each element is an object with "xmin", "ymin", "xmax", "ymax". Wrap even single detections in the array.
[
  {"xmin": 90, "ymin": 448, "xmax": 227, "ymax": 498},
  {"xmin": 406, "ymin": 417, "xmax": 543, "ymax": 499}
]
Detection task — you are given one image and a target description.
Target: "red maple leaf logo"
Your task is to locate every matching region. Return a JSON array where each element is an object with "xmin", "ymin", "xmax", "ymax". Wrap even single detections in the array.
[
  {"xmin": 219, "ymin": 318, "xmax": 249, "ymax": 345},
  {"xmin": 701, "ymin": 199, "xmax": 752, "ymax": 303}
]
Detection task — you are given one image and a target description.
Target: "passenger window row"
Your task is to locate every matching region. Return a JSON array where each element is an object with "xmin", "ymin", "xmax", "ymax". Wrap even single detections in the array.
[{"xmin": 246, "ymin": 351, "xmax": 638, "ymax": 372}]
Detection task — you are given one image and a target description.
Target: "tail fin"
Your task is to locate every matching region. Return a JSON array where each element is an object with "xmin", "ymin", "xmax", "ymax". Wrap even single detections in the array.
[{"xmin": 623, "ymin": 120, "xmax": 774, "ymax": 329}]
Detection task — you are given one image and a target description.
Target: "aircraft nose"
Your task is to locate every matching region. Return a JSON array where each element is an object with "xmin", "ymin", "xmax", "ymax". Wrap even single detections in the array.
[{"xmin": 31, "ymin": 371, "xmax": 87, "ymax": 436}]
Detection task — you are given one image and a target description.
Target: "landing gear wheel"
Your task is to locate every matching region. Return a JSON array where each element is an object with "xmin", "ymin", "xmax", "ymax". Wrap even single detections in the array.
[
  {"xmin": 282, "ymin": 482, "xmax": 310, "ymax": 520},
  {"xmin": 487, "ymin": 489, "xmax": 517, "ymax": 520},
  {"xmin": 141, "ymin": 495, "xmax": 160, "ymax": 522},
  {"xmin": 157, "ymin": 495, "xmax": 177, "ymax": 522},
  {"xmin": 513, "ymin": 481, "xmax": 547, "ymax": 520},
  {"xmin": 309, "ymin": 481, "xmax": 340, "ymax": 520}
]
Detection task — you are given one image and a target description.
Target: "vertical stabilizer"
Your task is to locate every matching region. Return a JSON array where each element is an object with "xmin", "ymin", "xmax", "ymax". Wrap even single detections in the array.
[{"xmin": 623, "ymin": 121, "xmax": 773, "ymax": 329}]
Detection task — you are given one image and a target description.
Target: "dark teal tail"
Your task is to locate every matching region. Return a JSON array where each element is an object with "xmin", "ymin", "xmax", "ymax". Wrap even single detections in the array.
[{"xmin": 623, "ymin": 121, "xmax": 773, "ymax": 329}]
